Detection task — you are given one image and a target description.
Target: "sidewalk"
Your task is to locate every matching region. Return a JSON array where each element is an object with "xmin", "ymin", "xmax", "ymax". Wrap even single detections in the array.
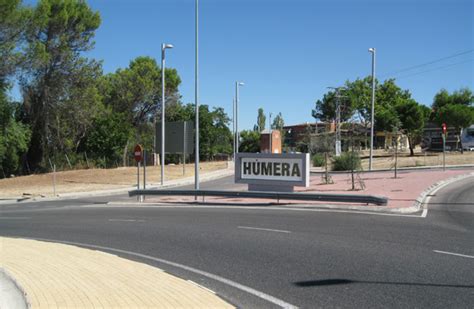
[
  {"xmin": 139, "ymin": 169, "xmax": 474, "ymax": 211},
  {"xmin": 0, "ymin": 237, "xmax": 233, "ymax": 308}
]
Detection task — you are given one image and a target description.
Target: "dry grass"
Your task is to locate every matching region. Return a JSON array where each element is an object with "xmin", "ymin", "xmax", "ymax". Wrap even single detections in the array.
[{"xmin": 0, "ymin": 161, "xmax": 228, "ymax": 198}]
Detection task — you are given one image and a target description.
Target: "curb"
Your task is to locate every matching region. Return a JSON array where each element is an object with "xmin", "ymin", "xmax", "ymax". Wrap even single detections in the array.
[
  {"xmin": 107, "ymin": 200, "xmax": 417, "ymax": 215},
  {"xmin": 0, "ymin": 166, "xmax": 234, "ymax": 205},
  {"xmin": 413, "ymin": 172, "xmax": 474, "ymax": 212},
  {"xmin": 0, "ymin": 268, "xmax": 29, "ymax": 309}
]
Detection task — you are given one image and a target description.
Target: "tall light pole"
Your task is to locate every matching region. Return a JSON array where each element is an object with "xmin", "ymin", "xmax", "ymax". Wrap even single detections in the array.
[
  {"xmin": 368, "ymin": 47, "xmax": 376, "ymax": 171},
  {"xmin": 161, "ymin": 43, "xmax": 173, "ymax": 186},
  {"xmin": 235, "ymin": 81, "xmax": 244, "ymax": 153},
  {"xmin": 195, "ymin": 0, "xmax": 200, "ymax": 191}
]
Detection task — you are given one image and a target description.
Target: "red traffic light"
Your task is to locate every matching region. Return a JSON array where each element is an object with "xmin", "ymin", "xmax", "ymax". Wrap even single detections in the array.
[{"xmin": 441, "ymin": 123, "xmax": 447, "ymax": 135}]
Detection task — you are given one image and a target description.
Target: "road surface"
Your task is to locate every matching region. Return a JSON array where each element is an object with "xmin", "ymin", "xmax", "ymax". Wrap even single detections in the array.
[{"xmin": 0, "ymin": 176, "xmax": 473, "ymax": 308}]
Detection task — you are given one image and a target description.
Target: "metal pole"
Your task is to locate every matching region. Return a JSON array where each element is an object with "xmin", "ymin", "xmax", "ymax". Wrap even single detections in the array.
[
  {"xmin": 443, "ymin": 134, "xmax": 446, "ymax": 171},
  {"xmin": 195, "ymin": 0, "xmax": 200, "ymax": 191},
  {"xmin": 161, "ymin": 45, "xmax": 166, "ymax": 185},
  {"xmin": 143, "ymin": 150, "xmax": 146, "ymax": 190},
  {"xmin": 235, "ymin": 82, "xmax": 239, "ymax": 153},
  {"xmin": 137, "ymin": 161, "xmax": 140, "ymax": 190},
  {"xmin": 395, "ymin": 134, "xmax": 398, "ymax": 179},
  {"xmin": 183, "ymin": 122, "xmax": 186, "ymax": 175},
  {"xmin": 53, "ymin": 164, "xmax": 56, "ymax": 196},
  {"xmin": 369, "ymin": 48, "xmax": 376, "ymax": 171},
  {"xmin": 335, "ymin": 89, "xmax": 341, "ymax": 157},
  {"xmin": 232, "ymin": 98, "xmax": 235, "ymax": 160}
]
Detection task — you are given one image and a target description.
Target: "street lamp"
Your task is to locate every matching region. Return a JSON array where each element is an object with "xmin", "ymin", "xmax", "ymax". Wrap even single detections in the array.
[
  {"xmin": 235, "ymin": 81, "xmax": 244, "ymax": 153},
  {"xmin": 195, "ymin": 0, "xmax": 200, "ymax": 191},
  {"xmin": 368, "ymin": 47, "xmax": 376, "ymax": 171},
  {"xmin": 161, "ymin": 43, "xmax": 174, "ymax": 186}
]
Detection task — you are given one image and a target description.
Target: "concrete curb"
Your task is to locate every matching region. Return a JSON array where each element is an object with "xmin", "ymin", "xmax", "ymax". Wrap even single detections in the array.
[
  {"xmin": 0, "ymin": 166, "xmax": 234, "ymax": 205},
  {"xmin": 0, "ymin": 268, "xmax": 29, "ymax": 309},
  {"xmin": 413, "ymin": 172, "xmax": 474, "ymax": 211},
  {"xmin": 107, "ymin": 200, "xmax": 419, "ymax": 215}
]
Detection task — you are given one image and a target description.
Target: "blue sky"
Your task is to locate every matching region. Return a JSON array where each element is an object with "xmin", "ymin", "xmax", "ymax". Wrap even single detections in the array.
[{"xmin": 22, "ymin": 0, "xmax": 474, "ymax": 130}]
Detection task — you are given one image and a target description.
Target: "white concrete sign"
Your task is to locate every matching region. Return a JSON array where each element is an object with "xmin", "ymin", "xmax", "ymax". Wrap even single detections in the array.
[
  {"xmin": 241, "ymin": 158, "xmax": 304, "ymax": 181},
  {"xmin": 235, "ymin": 153, "xmax": 310, "ymax": 190}
]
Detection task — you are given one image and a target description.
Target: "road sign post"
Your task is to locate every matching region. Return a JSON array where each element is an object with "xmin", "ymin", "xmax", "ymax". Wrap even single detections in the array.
[
  {"xmin": 442, "ymin": 123, "xmax": 446, "ymax": 172},
  {"xmin": 134, "ymin": 144, "xmax": 143, "ymax": 201}
]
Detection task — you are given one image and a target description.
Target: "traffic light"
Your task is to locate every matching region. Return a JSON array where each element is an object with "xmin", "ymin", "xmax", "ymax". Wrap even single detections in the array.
[{"xmin": 442, "ymin": 123, "xmax": 447, "ymax": 135}]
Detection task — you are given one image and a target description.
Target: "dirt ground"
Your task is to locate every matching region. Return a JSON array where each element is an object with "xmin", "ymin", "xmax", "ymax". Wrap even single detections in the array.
[
  {"xmin": 360, "ymin": 151, "xmax": 474, "ymax": 170},
  {"xmin": 0, "ymin": 161, "xmax": 228, "ymax": 198}
]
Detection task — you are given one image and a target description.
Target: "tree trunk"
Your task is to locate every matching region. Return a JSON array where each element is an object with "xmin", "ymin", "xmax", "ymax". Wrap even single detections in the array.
[
  {"xmin": 122, "ymin": 139, "xmax": 130, "ymax": 167},
  {"xmin": 408, "ymin": 135, "xmax": 415, "ymax": 156}
]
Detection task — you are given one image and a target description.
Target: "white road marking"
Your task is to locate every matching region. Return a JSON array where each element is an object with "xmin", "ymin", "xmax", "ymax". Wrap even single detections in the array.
[
  {"xmin": 238, "ymin": 226, "xmax": 291, "ymax": 234},
  {"xmin": 108, "ymin": 219, "xmax": 145, "ymax": 222},
  {"xmin": 433, "ymin": 250, "xmax": 474, "ymax": 259},
  {"xmin": 27, "ymin": 237, "xmax": 298, "ymax": 309},
  {"xmin": 0, "ymin": 217, "xmax": 31, "ymax": 220}
]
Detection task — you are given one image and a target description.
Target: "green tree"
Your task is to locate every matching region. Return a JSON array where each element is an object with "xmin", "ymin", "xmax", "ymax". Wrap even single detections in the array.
[
  {"xmin": 239, "ymin": 130, "xmax": 260, "ymax": 153},
  {"xmin": 20, "ymin": 0, "xmax": 102, "ymax": 171},
  {"xmin": 84, "ymin": 111, "xmax": 132, "ymax": 163},
  {"xmin": 312, "ymin": 90, "xmax": 353, "ymax": 123},
  {"xmin": 256, "ymin": 107, "xmax": 266, "ymax": 132},
  {"xmin": 0, "ymin": 0, "xmax": 27, "ymax": 84},
  {"xmin": 432, "ymin": 88, "xmax": 473, "ymax": 111},
  {"xmin": 155, "ymin": 102, "xmax": 232, "ymax": 160},
  {"xmin": 395, "ymin": 99, "xmax": 425, "ymax": 156},
  {"xmin": 432, "ymin": 88, "xmax": 474, "ymax": 152},
  {"xmin": 271, "ymin": 112, "xmax": 285, "ymax": 131},
  {"xmin": 100, "ymin": 56, "xmax": 182, "ymax": 164},
  {"xmin": 0, "ymin": 91, "xmax": 30, "ymax": 177},
  {"xmin": 101, "ymin": 56, "xmax": 181, "ymax": 128}
]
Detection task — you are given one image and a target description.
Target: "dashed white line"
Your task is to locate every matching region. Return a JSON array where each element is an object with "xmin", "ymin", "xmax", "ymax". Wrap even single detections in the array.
[
  {"xmin": 0, "ymin": 217, "xmax": 31, "ymax": 220},
  {"xmin": 238, "ymin": 226, "xmax": 291, "ymax": 234},
  {"xmin": 27, "ymin": 237, "xmax": 297, "ymax": 309},
  {"xmin": 433, "ymin": 250, "xmax": 474, "ymax": 259},
  {"xmin": 108, "ymin": 219, "xmax": 145, "ymax": 222}
]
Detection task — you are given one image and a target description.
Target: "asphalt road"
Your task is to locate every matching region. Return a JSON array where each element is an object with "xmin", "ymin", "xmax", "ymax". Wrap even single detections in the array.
[{"xmin": 0, "ymin": 176, "xmax": 473, "ymax": 308}]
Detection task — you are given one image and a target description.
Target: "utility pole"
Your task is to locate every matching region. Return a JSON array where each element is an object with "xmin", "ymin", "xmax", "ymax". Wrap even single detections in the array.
[
  {"xmin": 327, "ymin": 86, "xmax": 347, "ymax": 157},
  {"xmin": 335, "ymin": 89, "xmax": 342, "ymax": 157}
]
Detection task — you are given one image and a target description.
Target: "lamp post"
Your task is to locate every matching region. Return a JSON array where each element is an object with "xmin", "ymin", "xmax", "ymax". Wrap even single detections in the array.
[
  {"xmin": 161, "ymin": 43, "xmax": 173, "ymax": 186},
  {"xmin": 195, "ymin": 0, "xmax": 200, "ymax": 191},
  {"xmin": 368, "ymin": 47, "xmax": 376, "ymax": 171},
  {"xmin": 235, "ymin": 81, "xmax": 244, "ymax": 153}
]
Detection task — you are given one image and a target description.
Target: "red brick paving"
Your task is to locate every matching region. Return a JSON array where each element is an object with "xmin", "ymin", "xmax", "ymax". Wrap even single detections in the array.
[{"xmin": 144, "ymin": 169, "xmax": 473, "ymax": 209}]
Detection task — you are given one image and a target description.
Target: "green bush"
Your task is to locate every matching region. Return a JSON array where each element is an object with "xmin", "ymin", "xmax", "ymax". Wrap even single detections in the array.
[
  {"xmin": 312, "ymin": 153, "xmax": 325, "ymax": 167},
  {"xmin": 332, "ymin": 152, "xmax": 361, "ymax": 171}
]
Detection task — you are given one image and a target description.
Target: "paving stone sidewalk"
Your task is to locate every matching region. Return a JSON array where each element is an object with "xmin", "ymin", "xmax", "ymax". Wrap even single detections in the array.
[
  {"xmin": 0, "ymin": 237, "xmax": 233, "ymax": 308},
  {"xmin": 141, "ymin": 169, "xmax": 474, "ymax": 209}
]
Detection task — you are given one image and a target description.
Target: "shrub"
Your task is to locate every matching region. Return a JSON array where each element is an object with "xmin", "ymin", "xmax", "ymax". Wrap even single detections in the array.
[
  {"xmin": 332, "ymin": 152, "xmax": 361, "ymax": 171},
  {"xmin": 312, "ymin": 153, "xmax": 325, "ymax": 167}
]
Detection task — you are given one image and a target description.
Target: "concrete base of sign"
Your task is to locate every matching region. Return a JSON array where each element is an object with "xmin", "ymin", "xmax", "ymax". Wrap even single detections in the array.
[{"xmin": 248, "ymin": 184, "xmax": 294, "ymax": 192}]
